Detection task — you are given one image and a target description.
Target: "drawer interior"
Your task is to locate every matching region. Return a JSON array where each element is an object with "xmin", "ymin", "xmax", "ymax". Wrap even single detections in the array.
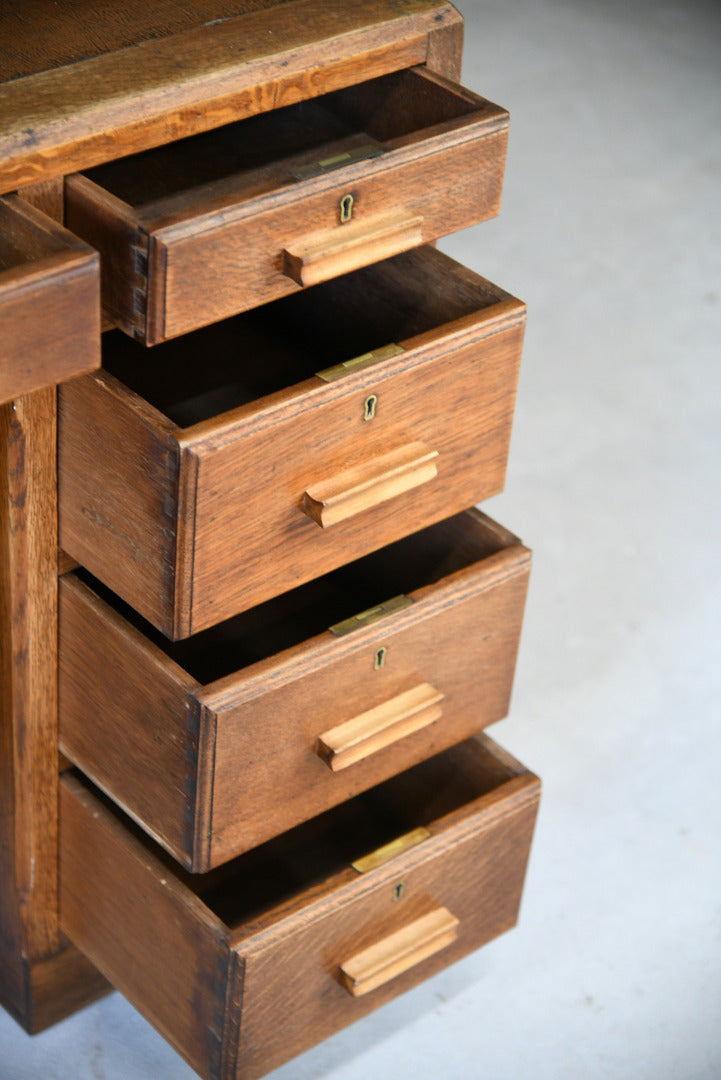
[
  {"xmin": 80, "ymin": 68, "xmax": 491, "ymax": 217},
  {"xmin": 0, "ymin": 197, "xmax": 76, "ymax": 271},
  {"xmin": 100, "ymin": 247, "xmax": 508, "ymax": 427},
  {"xmin": 81, "ymin": 736, "xmax": 525, "ymax": 930},
  {"xmin": 79, "ymin": 510, "xmax": 517, "ymax": 685}
]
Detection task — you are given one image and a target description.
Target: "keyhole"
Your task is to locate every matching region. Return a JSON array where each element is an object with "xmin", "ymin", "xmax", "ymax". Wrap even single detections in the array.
[
  {"xmin": 364, "ymin": 394, "xmax": 378, "ymax": 421},
  {"xmin": 340, "ymin": 193, "xmax": 354, "ymax": 223},
  {"xmin": 393, "ymin": 882, "xmax": 405, "ymax": 902},
  {"xmin": 374, "ymin": 647, "xmax": 387, "ymax": 670}
]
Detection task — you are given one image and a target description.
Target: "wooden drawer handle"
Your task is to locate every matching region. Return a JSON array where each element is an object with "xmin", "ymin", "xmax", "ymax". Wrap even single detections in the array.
[
  {"xmin": 303, "ymin": 442, "xmax": 439, "ymax": 528},
  {"xmin": 317, "ymin": 683, "xmax": 444, "ymax": 772},
  {"xmin": 339, "ymin": 907, "xmax": 459, "ymax": 997},
  {"xmin": 282, "ymin": 209, "xmax": 424, "ymax": 288}
]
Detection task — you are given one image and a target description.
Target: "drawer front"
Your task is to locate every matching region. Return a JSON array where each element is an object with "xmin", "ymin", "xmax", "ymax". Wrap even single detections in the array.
[
  {"xmin": 59, "ymin": 511, "xmax": 531, "ymax": 870},
  {"xmin": 234, "ymin": 779, "xmax": 538, "ymax": 1079},
  {"xmin": 178, "ymin": 311, "xmax": 524, "ymax": 636},
  {"xmin": 65, "ymin": 68, "xmax": 508, "ymax": 344},
  {"xmin": 60, "ymin": 737, "xmax": 541, "ymax": 1080},
  {"xmin": 151, "ymin": 125, "xmax": 507, "ymax": 342},
  {"xmin": 58, "ymin": 274, "xmax": 525, "ymax": 638},
  {"xmin": 0, "ymin": 196, "xmax": 99, "ymax": 403}
]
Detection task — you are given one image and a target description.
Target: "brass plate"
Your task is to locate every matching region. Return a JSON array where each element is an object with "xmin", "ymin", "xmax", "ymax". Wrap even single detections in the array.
[
  {"xmin": 291, "ymin": 142, "xmax": 385, "ymax": 181},
  {"xmin": 329, "ymin": 595, "xmax": 413, "ymax": 637},
  {"xmin": 316, "ymin": 343, "xmax": 404, "ymax": 383},
  {"xmin": 352, "ymin": 827, "xmax": 432, "ymax": 873}
]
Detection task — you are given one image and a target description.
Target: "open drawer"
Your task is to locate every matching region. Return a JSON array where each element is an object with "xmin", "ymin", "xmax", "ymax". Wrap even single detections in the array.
[
  {"xmin": 64, "ymin": 67, "xmax": 509, "ymax": 344},
  {"xmin": 0, "ymin": 195, "xmax": 99, "ymax": 403},
  {"xmin": 58, "ymin": 246, "xmax": 525, "ymax": 638},
  {"xmin": 60, "ymin": 509, "xmax": 530, "ymax": 871},
  {"xmin": 60, "ymin": 734, "xmax": 540, "ymax": 1080}
]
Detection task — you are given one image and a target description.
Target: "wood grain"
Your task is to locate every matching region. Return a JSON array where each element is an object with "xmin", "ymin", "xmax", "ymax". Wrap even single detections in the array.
[
  {"xmin": 59, "ymin": 509, "xmax": 531, "ymax": 871},
  {"xmin": 60, "ymin": 773, "xmax": 230, "ymax": 1079},
  {"xmin": 338, "ymin": 906, "xmax": 459, "ymax": 996},
  {"xmin": 65, "ymin": 67, "xmax": 508, "ymax": 342},
  {"xmin": 302, "ymin": 440, "xmax": 439, "ymax": 527},
  {"xmin": 316, "ymin": 683, "xmax": 445, "ymax": 772},
  {"xmin": 0, "ymin": 1, "xmax": 464, "ymax": 194},
  {"xmin": 0, "ymin": 387, "xmax": 107, "ymax": 1030},
  {"xmin": 283, "ymin": 210, "xmax": 425, "ymax": 288},
  {"xmin": 58, "ymin": 247, "xmax": 525, "ymax": 637},
  {"xmin": 60, "ymin": 736, "xmax": 540, "ymax": 1080},
  {"xmin": 0, "ymin": 196, "xmax": 100, "ymax": 404},
  {"xmin": 57, "ymin": 369, "xmax": 180, "ymax": 635}
]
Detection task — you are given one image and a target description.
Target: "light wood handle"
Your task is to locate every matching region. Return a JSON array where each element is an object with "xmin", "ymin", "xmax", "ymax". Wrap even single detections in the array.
[
  {"xmin": 339, "ymin": 908, "xmax": 459, "ymax": 997},
  {"xmin": 317, "ymin": 683, "xmax": 444, "ymax": 772},
  {"xmin": 303, "ymin": 441, "xmax": 439, "ymax": 528},
  {"xmin": 282, "ymin": 209, "xmax": 424, "ymax": 287}
]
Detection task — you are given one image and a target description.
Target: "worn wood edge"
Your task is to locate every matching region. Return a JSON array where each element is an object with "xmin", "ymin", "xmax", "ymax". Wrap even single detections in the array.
[
  {"xmin": 0, "ymin": 1, "xmax": 460, "ymax": 194},
  {"xmin": 198, "ymin": 541, "xmax": 531, "ymax": 711},
  {"xmin": 192, "ymin": 702, "xmax": 219, "ymax": 874},
  {"xmin": 173, "ymin": 447, "xmax": 201, "ymax": 640},
  {"xmin": 219, "ymin": 951, "xmax": 246, "ymax": 1080},
  {"xmin": 425, "ymin": 3, "xmax": 464, "ymax": 81}
]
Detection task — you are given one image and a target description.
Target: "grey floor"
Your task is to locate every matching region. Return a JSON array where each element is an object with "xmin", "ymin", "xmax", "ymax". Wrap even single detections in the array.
[{"xmin": 2, "ymin": 1, "xmax": 720, "ymax": 1076}]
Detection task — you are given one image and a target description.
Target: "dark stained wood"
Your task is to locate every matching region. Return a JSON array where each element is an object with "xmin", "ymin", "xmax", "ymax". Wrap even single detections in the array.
[
  {"xmin": 60, "ymin": 735, "xmax": 540, "ymax": 1080},
  {"xmin": 65, "ymin": 67, "xmax": 508, "ymax": 342},
  {"xmin": 0, "ymin": 196, "xmax": 100, "ymax": 404},
  {"xmin": 58, "ymin": 247, "xmax": 525, "ymax": 637},
  {"xmin": 59, "ymin": 509, "xmax": 531, "ymax": 871},
  {"xmin": 0, "ymin": 1, "xmax": 464, "ymax": 195}
]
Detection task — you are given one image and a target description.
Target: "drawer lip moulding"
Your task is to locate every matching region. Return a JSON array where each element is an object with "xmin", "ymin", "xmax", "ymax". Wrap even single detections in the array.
[
  {"xmin": 58, "ymin": 246, "xmax": 526, "ymax": 639},
  {"xmin": 60, "ymin": 734, "xmax": 541, "ymax": 1080},
  {"xmin": 59, "ymin": 508, "xmax": 531, "ymax": 872}
]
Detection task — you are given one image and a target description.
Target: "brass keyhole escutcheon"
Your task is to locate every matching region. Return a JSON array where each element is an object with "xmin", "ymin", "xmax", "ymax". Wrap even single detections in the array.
[
  {"xmin": 393, "ymin": 882, "xmax": 405, "ymax": 902},
  {"xmin": 340, "ymin": 193, "xmax": 354, "ymax": 223},
  {"xmin": 374, "ymin": 647, "xmax": 387, "ymax": 670},
  {"xmin": 364, "ymin": 394, "xmax": 378, "ymax": 421}
]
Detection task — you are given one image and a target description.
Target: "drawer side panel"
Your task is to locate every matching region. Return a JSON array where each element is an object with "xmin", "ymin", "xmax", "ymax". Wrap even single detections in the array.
[
  {"xmin": 60, "ymin": 774, "xmax": 230, "ymax": 1080},
  {"xmin": 58, "ymin": 372, "xmax": 180, "ymax": 634},
  {"xmin": 59, "ymin": 575, "xmax": 201, "ymax": 867}
]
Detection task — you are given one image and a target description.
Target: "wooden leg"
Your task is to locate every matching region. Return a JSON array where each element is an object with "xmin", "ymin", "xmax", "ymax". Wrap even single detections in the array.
[{"xmin": 0, "ymin": 389, "xmax": 109, "ymax": 1033}]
